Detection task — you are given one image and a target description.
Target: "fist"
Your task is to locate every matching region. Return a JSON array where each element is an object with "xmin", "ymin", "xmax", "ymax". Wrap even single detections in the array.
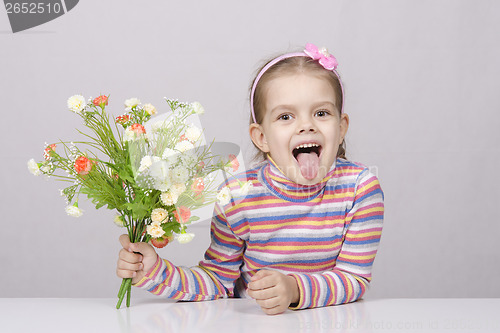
[
  {"xmin": 116, "ymin": 234, "xmax": 158, "ymax": 284},
  {"xmin": 247, "ymin": 270, "xmax": 299, "ymax": 315}
]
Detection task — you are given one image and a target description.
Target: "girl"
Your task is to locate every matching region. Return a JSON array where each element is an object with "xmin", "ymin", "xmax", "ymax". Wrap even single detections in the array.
[{"xmin": 116, "ymin": 43, "xmax": 384, "ymax": 315}]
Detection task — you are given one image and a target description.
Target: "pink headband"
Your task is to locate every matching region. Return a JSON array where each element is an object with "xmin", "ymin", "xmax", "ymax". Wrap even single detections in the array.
[{"xmin": 250, "ymin": 43, "xmax": 344, "ymax": 123}]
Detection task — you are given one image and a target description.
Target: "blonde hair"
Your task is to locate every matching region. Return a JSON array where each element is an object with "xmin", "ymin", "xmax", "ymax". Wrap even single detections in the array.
[{"xmin": 249, "ymin": 56, "xmax": 346, "ymax": 162}]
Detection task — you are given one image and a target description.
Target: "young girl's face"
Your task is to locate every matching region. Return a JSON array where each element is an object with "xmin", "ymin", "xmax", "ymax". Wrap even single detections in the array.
[{"xmin": 250, "ymin": 72, "xmax": 349, "ymax": 185}]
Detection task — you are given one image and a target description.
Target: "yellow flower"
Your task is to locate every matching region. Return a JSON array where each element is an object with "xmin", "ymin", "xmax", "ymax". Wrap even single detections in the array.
[
  {"xmin": 67, "ymin": 95, "xmax": 86, "ymax": 114},
  {"xmin": 147, "ymin": 222, "xmax": 166, "ymax": 238},
  {"xmin": 151, "ymin": 208, "xmax": 168, "ymax": 223},
  {"xmin": 143, "ymin": 103, "xmax": 157, "ymax": 115},
  {"xmin": 160, "ymin": 191, "xmax": 178, "ymax": 206}
]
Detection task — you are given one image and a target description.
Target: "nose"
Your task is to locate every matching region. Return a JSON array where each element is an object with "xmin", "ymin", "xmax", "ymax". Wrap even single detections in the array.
[{"xmin": 298, "ymin": 115, "xmax": 316, "ymax": 134}]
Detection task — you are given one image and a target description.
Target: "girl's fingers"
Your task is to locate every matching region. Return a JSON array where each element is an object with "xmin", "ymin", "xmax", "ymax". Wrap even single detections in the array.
[
  {"xmin": 248, "ymin": 275, "xmax": 275, "ymax": 291},
  {"xmin": 119, "ymin": 248, "xmax": 143, "ymax": 264},
  {"xmin": 119, "ymin": 234, "xmax": 131, "ymax": 249},
  {"xmin": 248, "ymin": 283, "xmax": 277, "ymax": 300},
  {"xmin": 117, "ymin": 259, "xmax": 143, "ymax": 272},
  {"xmin": 116, "ymin": 268, "xmax": 137, "ymax": 279}
]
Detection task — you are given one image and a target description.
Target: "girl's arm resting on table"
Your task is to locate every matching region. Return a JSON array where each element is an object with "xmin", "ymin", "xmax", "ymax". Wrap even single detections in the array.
[
  {"xmin": 288, "ymin": 170, "xmax": 384, "ymax": 310},
  {"xmin": 132, "ymin": 205, "xmax": 245, "ymax": 301}
]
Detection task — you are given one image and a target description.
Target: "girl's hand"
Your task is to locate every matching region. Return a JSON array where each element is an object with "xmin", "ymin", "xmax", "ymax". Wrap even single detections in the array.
[
  {"xmin": 247, "ymin": 270, "xmax": 299, "ymax": 315},
  {"xmin": 116, "ymin": 234, "xmax": 158, "ymax": 285}
]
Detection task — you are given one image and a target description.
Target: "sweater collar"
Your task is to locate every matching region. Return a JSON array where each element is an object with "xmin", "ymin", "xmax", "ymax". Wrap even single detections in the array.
[{"xmin": 260, "ymin": 156, "xmax": 336, "ymax": 202}]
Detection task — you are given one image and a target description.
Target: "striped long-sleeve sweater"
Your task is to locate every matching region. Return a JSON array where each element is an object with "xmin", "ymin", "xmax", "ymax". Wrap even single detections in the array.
[{"xmin": 134, "ymin": 157, "xmax": 384, "ymax": 310}]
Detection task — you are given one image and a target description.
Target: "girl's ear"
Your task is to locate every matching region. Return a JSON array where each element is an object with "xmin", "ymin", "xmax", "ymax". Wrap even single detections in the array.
[
  {"xmin": 339, "ymin": 113, "xmax": 349, "ymax": 145},
  {"xmin": 249, "ymin": 123, "xmax": 270, "ymax": 153}
]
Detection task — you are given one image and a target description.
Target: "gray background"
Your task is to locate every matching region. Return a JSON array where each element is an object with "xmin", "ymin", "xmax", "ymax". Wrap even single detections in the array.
[{"xmin": 1, "ymin": 0, "xmax": 499, "ymax": 299}]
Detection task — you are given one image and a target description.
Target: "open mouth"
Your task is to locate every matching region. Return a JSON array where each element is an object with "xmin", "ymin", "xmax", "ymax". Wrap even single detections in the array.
[
  {"xmin": 292, "ymin": 143, "xmax": 322, "ymax": 180},
  {"xmin": 292, "ymin": 143, "xmax": 322, "ymax": 160}
]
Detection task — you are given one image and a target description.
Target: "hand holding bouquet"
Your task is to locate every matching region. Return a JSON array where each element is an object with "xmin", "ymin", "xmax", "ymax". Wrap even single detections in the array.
[{"xmin": 28, "ymin": 95, "xmax": 239, "ymax": 308}]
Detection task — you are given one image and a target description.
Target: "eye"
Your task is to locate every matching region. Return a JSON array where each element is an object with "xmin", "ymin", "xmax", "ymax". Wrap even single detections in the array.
[
  {"xmin": 315, "ymin": 110, "xmax": 330, "ymax": 117},
  {"xmin": 277, "ymin": 113, "xmax": 292, "ymax": 121}
]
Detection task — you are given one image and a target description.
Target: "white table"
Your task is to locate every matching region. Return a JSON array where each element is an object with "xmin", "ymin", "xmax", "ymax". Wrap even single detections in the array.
[{"xmin": 0, "ymin": 298, "xmax": 499, "ymax": 332}]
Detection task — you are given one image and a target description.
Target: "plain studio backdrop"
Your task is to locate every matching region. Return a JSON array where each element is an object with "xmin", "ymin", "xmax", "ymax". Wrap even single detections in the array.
[{"xmin": 1, "ymin": 0, "xmax": 499, "ymax": 300}]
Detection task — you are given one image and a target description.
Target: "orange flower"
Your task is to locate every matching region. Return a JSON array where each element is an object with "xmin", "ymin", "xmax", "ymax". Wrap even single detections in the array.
[
  {"xmin": 74, "ymin": 156, "xmax": 94, "ymax": 175},
  {"xmin": 228, "ymin": 154, "xmax": 239, "ymax": 172},
  {"xmin": 129, "ymin": 123, "xmax": 146, "ymax": 134},
  {"xmin": 173, "ymin": 206, "xmax": 191, "ymax": 224},
  {"xmin": 115, "ymin": 115, "xmax": 130, "ymax": 125},
  {"xmin": 191, "ymin": 177, "xmax": 205, "ymax": 196},
  {"xmin": 92, "ymin": 95, "xmax": 109, "ymax": 107}
]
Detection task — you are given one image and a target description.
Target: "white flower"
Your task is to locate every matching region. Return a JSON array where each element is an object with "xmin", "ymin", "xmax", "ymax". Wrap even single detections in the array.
[
  {"xmin": 124, "ymin": 98, "xmax": 141, "ymax": 110},
  {"xmin": 138, "ymin": 155, "xmax": 160, "ymax": 173},
  {"xmin": 185, "ymin": 124, "xmax": 202, "ymax": 143},
  {"xmin": 149, "ymin": 160, "xmax": 172, "ymax": 191},
  {"xmin": 147, "ymin": 222, "xmax": 166, "ymax": 238},
  {"xmin": 65, "ymin": 205, "xmax": 83, "ymax": 217},
  {"xmin": 160, "ymin": 191, "xmax": 179, "ymax": 206},
  {"xmin": 174, "ymin": 140, "xmax": 194, "ymax": 152},
  {"xmin": 177, "ymin": 232, "xmax": 195, "ymax": 244},
  {"xmin": 154, "ymin": 177, "xmax": 172, "ymax": 192},
  {"xmin": 171, "ymin": 166, "xmax": 189, "ymax": 184},
  {"xmin": 27, "ymin": 159, "xmax": 41, "ymax": 176},
  {"xmin": 151, "ymin": 208, "xmax": 168, "ymax": 223},
  {"xmin": 143, "ymin": 103, "xmax": 157, "ymax": 116},
  {"xmin": 170, "ymin": 183, "xmax": 186, "ymax": 196},
  {"xmin": 162, "ymin": 148, "xmax": 179, "ymax": 164},
  {"xmin": 217, "ymin": 186, "xmax": 231, "ymax": 206},
  {"xmin": 191, "ymin": 102, "xmax": 205, "ymax": 115},
  {"xmin": 113, "ymin": 215, "xmax": 125, "ymax": 227},
  {"xmin": 67, "ymin": 95, "xmax": 86, "ymax": 114},
  {"xmin": 238, "ymin": 181, "xmax": 253, "ymax": 197}
]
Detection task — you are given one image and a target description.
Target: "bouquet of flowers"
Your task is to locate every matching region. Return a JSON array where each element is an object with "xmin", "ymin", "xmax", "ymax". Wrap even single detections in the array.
[{"xmin": 27, "ymin": 94, "xmax": 239, "ymax": 308}]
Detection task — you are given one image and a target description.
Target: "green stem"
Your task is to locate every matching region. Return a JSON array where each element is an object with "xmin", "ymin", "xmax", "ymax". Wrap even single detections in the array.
[
  {"xmin": 126, "ymin": 282, "xmax": 132, "ymax": 307},
  {"xmin": 116, "ymin": 278, "xmax": 132, "ymax": 309}
]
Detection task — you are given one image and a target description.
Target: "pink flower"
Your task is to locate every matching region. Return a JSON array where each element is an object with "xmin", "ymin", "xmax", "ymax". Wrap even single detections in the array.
[
  {"xmin": 191, "ymin": 177, "xmax": 205, "ymax": 196},
  {"xmin": 173, "ymin": 206, "xmax": 191, "ymax": 224},
  {"xmin": 93, "ymin": 95, "xmax": 109, "ymax": 107},
  {"xmin": 129, "ymin": 123, "xmax": 146, "ymax": 134},
  {"xmin": 228, "ymin": 154, "xmax": 239, "ymax": 172},
  {"xmin": 43, "ymin": 144, "xmax": 57, "ymax": 160},
  {"xmin": 304, "ymin": 43, "xmax": 338, "ymax": 70},
  {"xmin": 74, "ymin": 156, "xmax": 94, "ymax": 175}
]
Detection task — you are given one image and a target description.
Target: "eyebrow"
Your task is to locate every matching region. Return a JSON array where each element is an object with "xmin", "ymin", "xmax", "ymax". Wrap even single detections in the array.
[{"xmin": 269, "ymin": 101, "xmax": 337, "ymax": 114}]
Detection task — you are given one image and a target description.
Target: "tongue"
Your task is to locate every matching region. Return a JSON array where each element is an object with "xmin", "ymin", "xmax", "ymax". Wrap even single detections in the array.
[{"xmin": 296, "ymin": 152, "xmax": 320, "ymax": 180}]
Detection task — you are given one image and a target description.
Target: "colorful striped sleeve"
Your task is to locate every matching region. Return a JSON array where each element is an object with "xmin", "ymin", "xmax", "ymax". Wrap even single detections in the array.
[
  {"xmin": 288, "ymin": 169, "xmax": 384, "ymax": 309},
  {"xmin": 133, "ymin": 202, "xmax": 246, "ymax": 301}
]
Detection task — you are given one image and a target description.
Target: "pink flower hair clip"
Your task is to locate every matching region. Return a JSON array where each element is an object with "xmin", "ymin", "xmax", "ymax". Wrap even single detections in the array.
[
  {"xmin": 250, "ymin": 43, "xmax": 344, "ymax": 123},
  {"xmin": 304, "ymin": 43, "xmax": 338, "ymax": 71}
]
